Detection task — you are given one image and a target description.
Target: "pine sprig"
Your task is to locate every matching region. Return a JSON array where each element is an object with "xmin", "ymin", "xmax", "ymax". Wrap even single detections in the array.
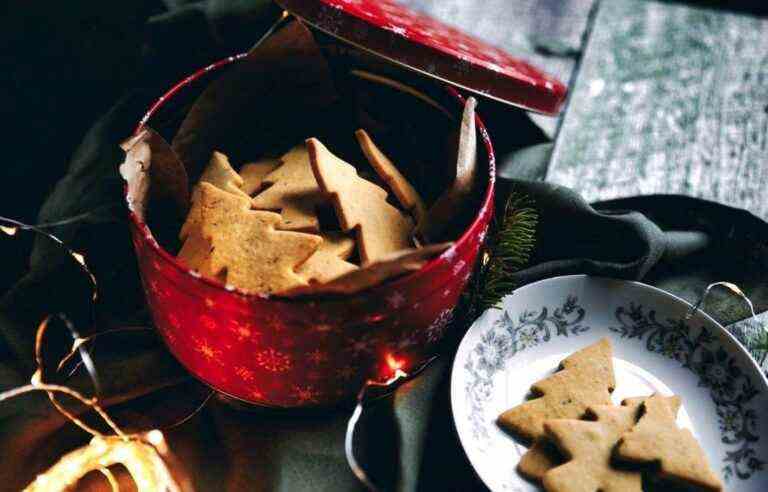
[{"xmin": 468, "ymin": 191, "xmax": 538, "ymax": 314}]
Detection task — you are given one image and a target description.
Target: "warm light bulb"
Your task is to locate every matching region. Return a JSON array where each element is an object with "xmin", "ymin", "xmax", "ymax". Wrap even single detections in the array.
[
  {"xmin": 385, "ymin": 353, "xmax": 404, "ymax": 372},
  {"xmin": 383, "ymin": 353, "xmax": 408, "ymax": 384},
  {"xmin": 146, "ymin": 430, "xmax": 164, "ymax": 447},
  {"xmin": 0, "ymin": 225, "xmax": 17, "ymax": 236}
]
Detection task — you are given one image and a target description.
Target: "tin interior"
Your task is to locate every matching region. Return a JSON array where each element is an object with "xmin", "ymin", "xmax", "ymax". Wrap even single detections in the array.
[{"xmin": 142, "ymin": 27, "xmax": 490, "ymax": 272}]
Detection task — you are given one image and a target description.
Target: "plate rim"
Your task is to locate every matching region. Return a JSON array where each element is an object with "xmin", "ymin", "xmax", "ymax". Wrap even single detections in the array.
[{"xmin": 450, "ymin": 274, "xmax": 768, "ymax": 491}]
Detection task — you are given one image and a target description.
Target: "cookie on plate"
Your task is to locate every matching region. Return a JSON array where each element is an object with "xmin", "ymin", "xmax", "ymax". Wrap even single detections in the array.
[{"xmin": 617, "ymin": 394, "xmax": 723, "ymax": 491}]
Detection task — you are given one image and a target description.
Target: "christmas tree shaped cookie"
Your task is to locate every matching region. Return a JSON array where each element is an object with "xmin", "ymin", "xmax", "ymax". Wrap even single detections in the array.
[
  {"xmin": 297, "ymin": 232, "xmax": 358, "ymax": 284},
  {"xmin": 197, "ymin": 151, "xmax": 250, "ymax": 199},
  {"xmin": 181, "ymin": 151, "xmax": 250, "ymax": 244},
  {"xmin": 617, "ymin": 394, "xmax": 723, "ymax": 491},
  {"xmin": 251, "ymin": 144, "xmax": 324, "ymax": 232},
  {"xmin": 307, "ymin": 137, "xmax": 413, "ymax": 265},
  {"xmin": 186, "ymin": 183, "xmax": 322, "ymax": 294},
  {"xmin": 239, "ymin": 158, "xmax": 280, "ymax": 195},
  {"xmin": 540, "ymin": 397, "xmax": 677, "ymax": 492},
  {"xmin": 499, "ymin": 339, "xmax": 616, "ymax": 481},
  {"xmin": 498, "ymin": 338, "xmax": 616, "ymax": 441},
  {"xmin": 355, "ymin": 129, "xmax": 427, "ymax": 225}
]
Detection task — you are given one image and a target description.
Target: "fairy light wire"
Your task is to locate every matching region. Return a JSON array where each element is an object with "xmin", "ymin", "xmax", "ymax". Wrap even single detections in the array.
[
  {"xmin": 0, "ymin": 216, "xmax": 98, "ymax": 303},
  {"xmin": 0, "ymin": 214, "xmax": 212, "ymax": 490},
  {"xmin": 345, "ymin": 355, "xmax": 437, "ymax": 491},
  {"xmin": 0, "ymin": 382, "xmax": 125, "ymax": 438},
  {"xmin": 32, "ymin": 315, "xmax": 119, "ymax": 438},
  {"xmin": 685, "ymin": 281, "xmax": 757, "ymax": 323},
  {"xmin": 685, "ymin": 281, "xmax": 766, "ymax": 364}
]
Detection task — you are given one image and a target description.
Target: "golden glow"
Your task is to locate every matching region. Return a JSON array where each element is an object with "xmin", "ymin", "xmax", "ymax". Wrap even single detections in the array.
[
  {"xmin": 72, "ymin": 251, "xmax": 86, "ymax": 266},
  {"xmin": 23, "ymin": 435, "xmax": 181, "ymax": 492},
  {"xmin": 99, "ymin": 467, "xmax": 119, "ymax": 492},
  {"xmin": 0, "ymin": 216, "xmax": 186, "ymax": 492},
  {"xmin": 383, "ymin": 353, "xmax": 408, "ymax": 385},
  {"xmin": 719, "ymin": 282, "xmax": 745, "ymax": 297},
  {"xmin": 385, "ymin": 353, "xmax": 404, "ymax": 372}
]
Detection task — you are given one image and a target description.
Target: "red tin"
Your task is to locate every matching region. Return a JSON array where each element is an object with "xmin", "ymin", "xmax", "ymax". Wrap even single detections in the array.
[
  {"xmin": 125, "ymin": 2, "xmax": 565, "ymax": 407},
  {"xmin": 277, "ymin": 0, "xmax": 567, "ymax": 114}
]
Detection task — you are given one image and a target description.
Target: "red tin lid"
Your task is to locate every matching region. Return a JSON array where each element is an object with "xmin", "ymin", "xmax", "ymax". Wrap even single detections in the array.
[{"xmin": 276, "ymin": 0, "xmax": 567, "ymax": 114}]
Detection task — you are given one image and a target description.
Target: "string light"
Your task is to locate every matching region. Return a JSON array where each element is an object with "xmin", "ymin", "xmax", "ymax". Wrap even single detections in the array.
[
  {"xmin": 0, "ymin": 216, "xmax": 98, "ymax": 302},
  {"xmin": 384, "ymin": 353, "xmax": 407, "ymax": 384},
  {"xmin": 0, "ymin": 216, "xmax": 190, "ymax": 491},
  {"xmin": 22, "ymin": 433, "xmax": 181, "ymax": 492}
]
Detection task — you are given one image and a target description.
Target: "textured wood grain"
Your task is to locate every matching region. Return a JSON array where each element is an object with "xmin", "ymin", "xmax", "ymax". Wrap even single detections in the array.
[
  {"xmin": 547, "ymin": 0, "xmax": 768, "ymax": 219},
  {"xmin": 403, "ymin": 0, "xmax": 594, "ymax": 84}
]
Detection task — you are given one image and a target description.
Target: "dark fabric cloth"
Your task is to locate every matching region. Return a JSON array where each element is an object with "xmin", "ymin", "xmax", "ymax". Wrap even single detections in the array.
[{"xmin": 2, "ymin": 2, "xmax": 767, "ymax": 492}]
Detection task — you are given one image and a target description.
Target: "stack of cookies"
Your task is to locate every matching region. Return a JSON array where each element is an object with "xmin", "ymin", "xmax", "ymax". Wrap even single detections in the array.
[
  {"xmin": 498, "ymin": 339, "xmax": 723, "ymax": 492},
  {"xmin": 177, "ymin": 131, "xmax": 449, "ymax": 296}
]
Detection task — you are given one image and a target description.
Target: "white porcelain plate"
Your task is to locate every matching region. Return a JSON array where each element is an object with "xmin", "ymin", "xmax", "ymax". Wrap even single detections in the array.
[{"xmin": 451, "ymin": 275, "xmax": 768, "ymax": 492}]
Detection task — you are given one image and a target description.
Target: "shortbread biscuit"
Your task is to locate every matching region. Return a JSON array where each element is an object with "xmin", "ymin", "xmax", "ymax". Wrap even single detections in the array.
[
  {"xmin": 251, "ymin": 144, "xmax": 324, "ymax": 232},
  {"xmin": 307, "ymin": 137, "xmax": 413, "ymax": 265},
  {"xmin": 499, "ymin": 338, "xmax": 615, "ymax": 442},
  {"xmin": 297, "ymin": 232, "xmax": 358, "ymax": 284},
  {"xmin": 189, "ymin": 183, "xmax": 322, "ymax": 294},
  {"xmin": 355, "ymin": 129, "xmax": 427, "ymax": 224},
  {"xmin": 240, "ymin": 158, "xmax": 280, "ymax": 195},
  {"xmin": 285, "ymin": 242, "xmax": 451, "ymax": 296},
  {"xmin": 617, "ymin": 394, "xmax": 722, "ymax": 491}
]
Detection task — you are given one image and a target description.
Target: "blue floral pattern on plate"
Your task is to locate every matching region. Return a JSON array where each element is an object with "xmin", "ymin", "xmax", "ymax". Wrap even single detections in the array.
[
  {"xmin": 611, "ymin": 303, "xmax": 764, "ymax": 481},
  {"xmin": 463, "ymin": 295, "xmax": 590, "ymax": 447},
  {"xmin": 452, "ymin": 275, "xmax": 768, "ymax": 492}
]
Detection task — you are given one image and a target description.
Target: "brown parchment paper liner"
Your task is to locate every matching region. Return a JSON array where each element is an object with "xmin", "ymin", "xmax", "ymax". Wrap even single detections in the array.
[
  {"xmin": 120, "ymin": 129, "xmax": 189, "ymax": 221},
  {"xmin": 172, "ymin": 21, "xmax": 341, "ymax": 182},
  {"xmin": 119, "ymin": 19, "xmax": 482, "ymax": 295}
]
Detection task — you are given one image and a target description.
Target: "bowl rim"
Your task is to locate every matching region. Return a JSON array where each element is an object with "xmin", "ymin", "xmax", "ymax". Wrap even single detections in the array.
[{"xmin": 126, "ymin": 52, "xmax": 497, "ymax": 302}]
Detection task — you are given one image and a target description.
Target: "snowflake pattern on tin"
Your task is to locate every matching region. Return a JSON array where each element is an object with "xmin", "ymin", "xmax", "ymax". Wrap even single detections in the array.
[
  {"xmin": 230, "ymin": 320, "xmax": 255, "ymax": 341},
  {"xmin": 384, "ymin": 24, "xmax": 407, "ymax": 37},
  {"xmin": 426, "ymin": 308, "xmax": 455, "ymax": 342},
  {"xmin": 149, "ymin": 279, "xmax": 171, "ymax": 301},
  {"xmin": 478, "ymin": 226, "xmax": 489, "ymax": 244},
  {"xmin": 254, "ymin": 348, "xmax": 293, "ymax": 373},
  {"xmin": 452, "ymin": 260, "xmax": 467, "ymax": 276},
  {"xmin": 248, "ymin": 388, "xmax": 265, "ymax": 401},
  {"xmin": 194, "ymin": 337, "xmax": 222, "ymax": 363},
  {"xmin": 387, "ymin": 291, "xmax": 406, "ymax": 309},
  {"xmin": 441, "ymin": 246, "xmax": 458, "ymax": 262},
  {"xmin": 393, "ymin": 330, "xmax": 422, "ymax": 351},
  {"xmin": 234, "ymin": 366, "xmax": 255, "ymax": 382},
  {"xmin": 200, "ymin": 314, "xmax": 217, "ymax": 331},
  {"xmin": 167, "ymin": 312, "xmax": 181, "ymax": 330},
  {"xmin": 346, "ymin": 333, "xmax": 379, "ymax": 358},
  {"xmin": 164, "ymin": 330, "xmax": 177, "ymax": 345},
  {"xmin": 307, "ymin": 349, "xmax": 329, "ymax": 365},
  {"xmin": 263, "ymin": 313, "xmax": 286, "ymax": 333},
  {"xmin": 293, "ymin": 385, "xmax": 320, "ymax": 404}
]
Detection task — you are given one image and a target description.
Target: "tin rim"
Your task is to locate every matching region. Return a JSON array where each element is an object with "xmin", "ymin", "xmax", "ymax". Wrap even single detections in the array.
[{"xmin": 126, "ymin": 53, "xmax": 496, "ymax": 303}]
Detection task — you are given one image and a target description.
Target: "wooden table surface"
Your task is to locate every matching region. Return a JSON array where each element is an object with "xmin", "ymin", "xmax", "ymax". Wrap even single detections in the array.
[{"xmin": 405, "ymin": 0, "xmax": 768, "ymax": 221}]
